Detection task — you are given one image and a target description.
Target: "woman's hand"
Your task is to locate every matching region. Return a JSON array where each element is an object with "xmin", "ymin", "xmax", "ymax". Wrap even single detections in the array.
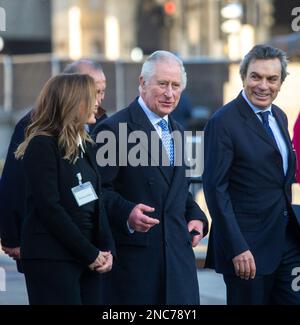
[{"xmin": 89, "ymin": 251, "xmax": 113, "ymax": 273}]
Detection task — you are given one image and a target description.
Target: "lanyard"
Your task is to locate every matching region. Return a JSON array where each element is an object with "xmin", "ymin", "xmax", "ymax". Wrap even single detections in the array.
[{"xmin": 76, "ymin": 172, "xmax": 83, "ymax": 186}]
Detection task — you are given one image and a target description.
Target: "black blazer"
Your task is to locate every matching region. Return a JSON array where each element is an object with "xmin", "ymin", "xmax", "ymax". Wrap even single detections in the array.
[
  {"xmin": 0, "ymin": 110, "xmax": 108, "ymax": 247},
  {"xmin": 21, "ymin": 135, "xmax": 115, "ymax": 265},
  {"xmin": 203, "ymin": 92, "xmax": 297, "ymax": 275},
  {"xmin": 92, "ymin": 98, "xmax": 208, "ymax": 304}
]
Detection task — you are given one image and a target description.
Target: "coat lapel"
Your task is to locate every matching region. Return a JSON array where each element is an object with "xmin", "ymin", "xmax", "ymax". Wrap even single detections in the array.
[
  {"xmin": 127, "ymin": 100, "xmax": 172, "ymax": 185},
  {"xmin": 237, "ymin": 94, "xmax": 280, "ymax": 152},
  {"xmin": 163, "ymin": 116, "xmax": 187, "ymax": 207},
  {"xmin": 85, "ymin": 143, "xmax": 99, "ymax": 175},
  {"xmin": 237, "ymin": 92, "xmax": 295, "ymax": 181}
]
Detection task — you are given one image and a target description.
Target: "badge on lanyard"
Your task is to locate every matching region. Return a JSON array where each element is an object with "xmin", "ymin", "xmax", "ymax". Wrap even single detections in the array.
[{"xmin": 71, "ymin": 173, "xmax": 98, "ymax": 207}]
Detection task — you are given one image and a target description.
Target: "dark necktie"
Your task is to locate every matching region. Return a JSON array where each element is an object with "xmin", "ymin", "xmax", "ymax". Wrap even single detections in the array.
[
  {"xmin": 157, "ymin": 119, "xmax": 174, "ymax": 166},
  {"xmin": 258, "ymin": 111, "xmax": 277, "ymax": 145}
]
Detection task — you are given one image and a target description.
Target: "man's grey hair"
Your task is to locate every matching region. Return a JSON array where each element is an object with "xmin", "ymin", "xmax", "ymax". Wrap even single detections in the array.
[
  {"xmin": 63, "ymin": 59, "xmax": 104, "ymax": 74},
  {"xmin": 139, "ymin": 50, "xmax": 187, "ymax": 92},
  {"xmin": 240, "ymin": 44, "xmax": 288, "ymax": 82}
]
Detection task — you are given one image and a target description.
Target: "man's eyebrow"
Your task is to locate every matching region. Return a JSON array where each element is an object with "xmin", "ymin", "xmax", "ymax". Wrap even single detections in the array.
[{"xmin": 250, "ymin": 71, "xmax": 279, "ymax": 78}]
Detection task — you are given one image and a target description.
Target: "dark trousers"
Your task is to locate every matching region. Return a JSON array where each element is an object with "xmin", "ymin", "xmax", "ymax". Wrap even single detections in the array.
[
  {"xmin": 224, "ymin": 220, "xmax": 300, "ymax": 305},
  {"xmin": 22, "ymin": 259, "xmax": 103, "ymax": 305}
]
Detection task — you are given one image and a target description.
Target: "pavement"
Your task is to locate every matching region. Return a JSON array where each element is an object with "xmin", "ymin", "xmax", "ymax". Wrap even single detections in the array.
[
  {"xmin": 196, "ymin": 237, "xmax": 226, "ymax": 305},
  {"xmin": 0, "ymin": 251, "xmax": 28, "ymax": 305},
  {"xmin": 0, "ymin": 243, "xmax": 226, "ymax": 305}
]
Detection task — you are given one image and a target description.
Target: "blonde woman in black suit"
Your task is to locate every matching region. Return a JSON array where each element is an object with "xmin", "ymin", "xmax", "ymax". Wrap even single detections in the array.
[{"xmin": 15, "ymin": 74, "xmax": 115, "ymax": 305}]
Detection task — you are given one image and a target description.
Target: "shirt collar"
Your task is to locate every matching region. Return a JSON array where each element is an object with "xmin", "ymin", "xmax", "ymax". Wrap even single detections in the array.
[
  {"xmin": 242, "ymin": 90, "xmax": 273, "ymax": 116},
  {"xmin": 77, "ymin": 134, "xmax": 85, "ymax": 153},
  {"xmin": 138, "ymin": 96, "xmax": 168, "ymax": 126}
]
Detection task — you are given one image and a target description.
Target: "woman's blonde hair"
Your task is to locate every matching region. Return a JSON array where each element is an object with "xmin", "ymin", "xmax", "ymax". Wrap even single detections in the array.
[{"xmin": 15, "ymin": 73, "xmax": 97, "ymax": 162}]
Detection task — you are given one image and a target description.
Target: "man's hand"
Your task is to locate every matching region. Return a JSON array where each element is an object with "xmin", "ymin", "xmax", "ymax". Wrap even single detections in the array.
[
  {"xmin": 2, "ymin": 246, "xmax": 21, "ymax": 259},
  {"xmin": 187, "ymin": 220, "xmax": 204, "ymax": 247},
  {"xmin": 128, "ymin": 204, "xmax": 159, "ymax": 232},
  {"xmin": 232, "ymin": 250, "xmax": 256, "ymax": 280}
]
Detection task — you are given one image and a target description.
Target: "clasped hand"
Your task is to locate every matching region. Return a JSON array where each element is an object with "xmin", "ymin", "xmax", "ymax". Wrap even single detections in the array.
[{"xmin": 89, "ymin": 251, "xmax": 113, "ymax": 273}]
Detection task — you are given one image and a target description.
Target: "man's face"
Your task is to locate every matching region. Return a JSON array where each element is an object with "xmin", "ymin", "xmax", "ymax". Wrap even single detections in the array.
[
  {"xmin": 140, "ymin": 60, "xmax": 183, "ymax": 117},
  {"xmin": 88, "ymin": 70, "xmax": 106, "ymax": 106},
  {"xmin": 243, "ymin": 58, "xmax": 282, "ymax": 109}
]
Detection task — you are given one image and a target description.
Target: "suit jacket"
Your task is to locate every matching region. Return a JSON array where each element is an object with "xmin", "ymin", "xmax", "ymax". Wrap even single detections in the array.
[
  {"xmin": 0, "ymin": 112, "xmax": 31, "ymax": 247},
  {"xmin": 92, "ymin": 98, "xmax": 208, "ymax": 304},
  {"xmin": 203, "ymin": 92, "xmax": 297, "ymax": 275},
  {"xmin": 292, "ymin": 112, "xmax": 300, "ymax": 182},
  {"xmin": 21, "ymin": 135, "xmax": 115, "ymax": 265}
]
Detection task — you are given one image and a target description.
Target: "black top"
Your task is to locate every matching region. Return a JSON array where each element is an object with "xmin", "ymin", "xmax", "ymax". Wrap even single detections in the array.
[{"xmin": 73, "ymin": 149, "xmax": 98, "ymax": 232}]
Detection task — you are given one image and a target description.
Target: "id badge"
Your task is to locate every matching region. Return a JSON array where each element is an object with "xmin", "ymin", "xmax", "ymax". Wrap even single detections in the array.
[{"xmin": 71, "ymin": 181, "xmax": 98, "ymax": 207}]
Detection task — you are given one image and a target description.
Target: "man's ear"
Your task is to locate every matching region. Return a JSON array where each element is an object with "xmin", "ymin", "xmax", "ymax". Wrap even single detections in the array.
[
  {"xmin": 241, "ymin": 77, "xmax": 245, "ymax": 88},
  {"xmin": 139, "ymin": 76, "xmax": 146, "ymax": 90}
]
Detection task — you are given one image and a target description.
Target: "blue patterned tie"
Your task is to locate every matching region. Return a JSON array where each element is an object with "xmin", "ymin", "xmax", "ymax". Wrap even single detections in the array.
[
  {"xmin": 259, "ymin": 111, "xmax": 277, "ymax": 145},
  {"xmin": 157, "ymin": 119, "xmax": 174, "ymax": 166}
]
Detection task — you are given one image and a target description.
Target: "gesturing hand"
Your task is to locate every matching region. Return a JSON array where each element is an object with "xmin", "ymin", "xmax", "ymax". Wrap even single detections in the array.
[{"xmin": 128, "ymin": 204, "xmax": 159, "ymax": 232}]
